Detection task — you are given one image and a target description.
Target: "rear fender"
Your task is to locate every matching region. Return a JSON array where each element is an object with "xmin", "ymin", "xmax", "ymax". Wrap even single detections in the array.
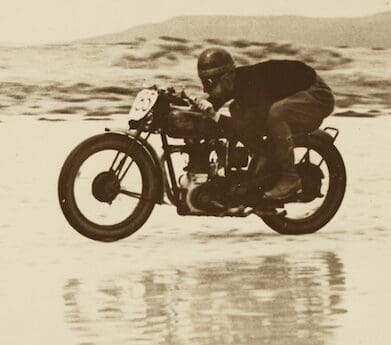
[
  {"xmin": 310, "ymin": 128, "xmax": 336, "ymax": 143},
  {"xmin": 104, "ymin": 128, "xmax": 165, "ymax": 204},
  {"xmin": 294, "ymin": 128, "xmax": 336, "ymax": 146}
]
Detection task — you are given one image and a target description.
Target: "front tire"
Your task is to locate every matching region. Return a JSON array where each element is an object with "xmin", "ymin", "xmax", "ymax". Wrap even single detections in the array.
[
  {"xmin": 261, "ymin": 135, "xmax": 346, "ymax": 234},
  {"xmin": 58, "ymin": 133, "xmax": 159, "ymax": 242}
]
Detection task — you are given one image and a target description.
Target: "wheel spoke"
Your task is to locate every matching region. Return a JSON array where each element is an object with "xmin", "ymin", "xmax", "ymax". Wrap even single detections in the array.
[
  {"xmin": 109, "ymin": 151, "xmax": 121, "ymax": 170},
  {"xmin": 108, "ymin": 151, "xmax": 135, "ymax": 181},
  {"xmin": 118, "ymin": 189, "xmax": 142, "ymax": 199},
  {"xmin": 118, "ymin": 159, "xmax": 135, "ymax": 182},
  {"xmin": 298, "ymin": 148, "xmax": 310, "ymax": 164},
  {"xmin": 116, "ymin": 132, "xmax": 151, "ymax": 182}
]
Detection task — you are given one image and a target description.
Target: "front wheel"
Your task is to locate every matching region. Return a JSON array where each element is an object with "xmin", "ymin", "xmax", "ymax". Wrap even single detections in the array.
[
  {"xmin": 260, "ymin": 135, "xmax": 346, "ymax": 234},
  {"xmin": 58, "ymin": 133, "xmax": 159, "ymax": 242}
]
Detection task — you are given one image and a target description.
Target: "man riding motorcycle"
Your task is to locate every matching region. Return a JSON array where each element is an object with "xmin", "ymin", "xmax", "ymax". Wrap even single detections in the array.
[{"xmin": 196, "ymin": 47, "xmax": 335, "ymax": 200}]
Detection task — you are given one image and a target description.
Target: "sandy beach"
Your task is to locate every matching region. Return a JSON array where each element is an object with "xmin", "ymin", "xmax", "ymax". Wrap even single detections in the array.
[{"xmin": 0, "ymin": 111, "xmax": 390, "ymax": 344}]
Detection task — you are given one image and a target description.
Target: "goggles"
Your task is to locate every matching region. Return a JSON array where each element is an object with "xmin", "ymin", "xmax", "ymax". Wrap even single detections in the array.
[
  {"xmin": 201, "ymin": 72, "xmax": 229, "ymax": 92},
  {"xmin": 201, "ymin": 77, "xmax": 220, "ymax": 92}
]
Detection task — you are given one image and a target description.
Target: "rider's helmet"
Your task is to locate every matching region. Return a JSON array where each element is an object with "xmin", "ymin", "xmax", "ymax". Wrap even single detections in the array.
[{"xmin": 197, "ymin": 47, "xmax": 235, "ymax": 80}]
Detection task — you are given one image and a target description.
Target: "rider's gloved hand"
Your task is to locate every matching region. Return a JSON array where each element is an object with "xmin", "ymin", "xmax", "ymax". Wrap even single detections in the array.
[{"xmin": 195, "ymin": 99, "xmax": 220, "ymax": 122}]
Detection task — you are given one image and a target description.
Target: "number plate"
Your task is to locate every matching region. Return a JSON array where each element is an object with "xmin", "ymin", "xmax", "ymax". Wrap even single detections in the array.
[{"xmin": 129, "ymin": 89, "xmax": 158, "ymax": 120}]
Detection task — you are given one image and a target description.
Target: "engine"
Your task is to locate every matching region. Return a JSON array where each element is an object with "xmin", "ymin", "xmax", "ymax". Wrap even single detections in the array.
[{"xmin": 176, "ymin": 140, "xmax": 250, "ymax": 215}]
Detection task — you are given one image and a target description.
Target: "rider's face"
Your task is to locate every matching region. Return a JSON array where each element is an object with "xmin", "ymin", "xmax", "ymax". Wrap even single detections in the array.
[{"xmin": 202, "ymin": 71, "xmax": 235, "ymax": 99}]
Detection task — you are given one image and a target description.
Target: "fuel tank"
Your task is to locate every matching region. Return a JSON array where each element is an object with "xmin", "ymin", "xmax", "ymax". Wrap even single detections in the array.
[{"xmin": 165, "ymin": 107, "xmax": 223, "ymax": 139}]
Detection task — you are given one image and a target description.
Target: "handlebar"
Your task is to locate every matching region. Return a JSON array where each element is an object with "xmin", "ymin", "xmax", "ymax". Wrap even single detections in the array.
[
  {"xmin": 162, "ymin": 86, "xmax": 197, "ymax": 107},
  {"xmin": 180, "ymin": 91, "xmax": 198, "ymax": 107}
]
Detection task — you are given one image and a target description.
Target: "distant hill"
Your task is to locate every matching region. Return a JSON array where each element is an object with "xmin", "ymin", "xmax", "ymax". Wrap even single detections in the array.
[{"xmin": 81, "ymin": 12, "xmax": 391, "ymax": 48}]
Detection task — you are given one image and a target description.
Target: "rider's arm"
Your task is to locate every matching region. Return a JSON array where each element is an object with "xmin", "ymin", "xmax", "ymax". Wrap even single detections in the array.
[
  {"xmin": 213, "ymin": 99, "xmax": 237, "ymax": 136},
  {"xmin": 216, "ymin": 114, "xmax": 235, "ymax": 135}
]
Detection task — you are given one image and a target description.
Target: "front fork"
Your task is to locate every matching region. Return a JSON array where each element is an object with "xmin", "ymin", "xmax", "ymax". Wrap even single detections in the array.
[
  {"xmin": 103, "ymin": 121, "xmax": 165, "ymax": 204},
  {"xmin": 105, "ymin": 125, "xmax": 151, "ymax": 182}
]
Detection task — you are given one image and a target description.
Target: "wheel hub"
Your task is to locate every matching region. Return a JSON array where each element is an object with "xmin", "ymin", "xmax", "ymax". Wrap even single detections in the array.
[
  {"xmin": 91, "ymin": 171, "xmax": 120, "ymax": 203},
  {"xmin": 296, "ymin": 162, "xmax": 324, "ymax": 202}
]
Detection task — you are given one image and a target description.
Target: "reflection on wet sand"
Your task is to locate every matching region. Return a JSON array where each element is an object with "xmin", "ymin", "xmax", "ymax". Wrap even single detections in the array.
[{"xmin": 63, "ymin": 252, "xmax": 345, "ymax": 345}]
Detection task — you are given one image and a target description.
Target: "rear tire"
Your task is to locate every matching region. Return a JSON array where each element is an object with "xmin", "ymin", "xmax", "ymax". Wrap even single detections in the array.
[
  {"xmin": 261, "ymin": 135, "xmax": 346, "ymax": 234},
  {"xmin": 58, "ymin": 133, "xmax": 158, "ymax": 242}
]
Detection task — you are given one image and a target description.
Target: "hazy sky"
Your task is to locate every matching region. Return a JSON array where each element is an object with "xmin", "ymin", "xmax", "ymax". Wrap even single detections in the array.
[{"xmin": 0, "ymin": 0, "xmax": 390, "ymax": 44}]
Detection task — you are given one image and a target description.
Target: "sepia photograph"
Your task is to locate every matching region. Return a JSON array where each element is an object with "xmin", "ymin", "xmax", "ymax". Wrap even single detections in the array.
[{"xmin": 1, "ymin": 0, "xmax": 390, "ymax": 344}]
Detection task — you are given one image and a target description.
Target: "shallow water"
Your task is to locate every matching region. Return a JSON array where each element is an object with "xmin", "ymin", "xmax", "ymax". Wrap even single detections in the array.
[{"xmin": 0, "ymin": 115, "xmax": 390, "ymax": 345}]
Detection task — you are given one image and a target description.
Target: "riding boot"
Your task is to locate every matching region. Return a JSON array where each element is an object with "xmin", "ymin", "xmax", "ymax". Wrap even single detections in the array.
[{"xmin": 263, "ymin": 135, "xmax": 302, "ymax": 200}]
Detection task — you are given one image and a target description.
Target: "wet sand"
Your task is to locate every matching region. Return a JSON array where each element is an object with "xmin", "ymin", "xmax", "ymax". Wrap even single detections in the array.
[{"xmin": 0, "ymin": 114, "xmax": 390, "ymax": 344}]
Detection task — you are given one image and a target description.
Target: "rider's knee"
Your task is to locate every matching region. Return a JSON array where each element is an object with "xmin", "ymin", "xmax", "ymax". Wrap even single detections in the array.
[{"xmin": 268, "ymin": 102, "xmax": 286, "ymax": 124}]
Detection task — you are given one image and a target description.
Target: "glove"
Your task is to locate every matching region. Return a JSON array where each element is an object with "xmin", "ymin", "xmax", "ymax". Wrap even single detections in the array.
[{"xmin": 195, "ymin": 99, "xmax": 220, "ymax": 122}]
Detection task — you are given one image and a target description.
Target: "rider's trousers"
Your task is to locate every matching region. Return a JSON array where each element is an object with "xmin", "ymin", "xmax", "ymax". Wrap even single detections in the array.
[
  {"xmin": 267, "ymin": 75, "xmax": 335, "ymax": 136},
  {"xmin": 222, "ymin": 74, "xmax": 335, "ymax": 152}
]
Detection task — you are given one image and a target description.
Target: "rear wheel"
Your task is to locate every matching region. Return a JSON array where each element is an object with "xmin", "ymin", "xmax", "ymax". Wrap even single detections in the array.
[
  {"xmin": 260, "ymin": 135, "xmax": 346, "ymax": 234},
  {"xmin": 58, "ymin": 133, "xmax": 158, "ymax": 242}
]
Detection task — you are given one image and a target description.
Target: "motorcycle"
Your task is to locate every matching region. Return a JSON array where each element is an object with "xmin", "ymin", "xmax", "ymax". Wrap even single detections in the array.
[{"xmin": 58, "ymin": 86, "xmax": 346, "ymax": 242}]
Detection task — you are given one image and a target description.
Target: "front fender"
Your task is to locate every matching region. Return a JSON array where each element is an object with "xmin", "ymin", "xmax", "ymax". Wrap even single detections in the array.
[{"xmin": 104, "ymin": 128, "xmax": 165, "ymax": 204}]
